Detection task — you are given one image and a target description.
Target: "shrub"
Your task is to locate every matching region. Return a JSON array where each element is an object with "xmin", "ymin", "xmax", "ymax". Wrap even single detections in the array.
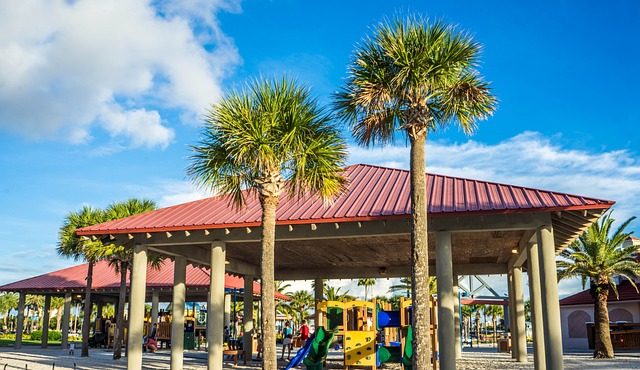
[
  {"xmin": 30, "ymin": 330, "xmax": 62, "ymax": 342},
  {"xmin": 30, "ymin": 330, "xmax": 42, "ymax": 341}
]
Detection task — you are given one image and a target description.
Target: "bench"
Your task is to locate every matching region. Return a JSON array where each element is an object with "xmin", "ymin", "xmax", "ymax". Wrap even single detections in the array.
[{"xmin": 223, "ymin": 349, "xmax": 246, "ymax": 366}]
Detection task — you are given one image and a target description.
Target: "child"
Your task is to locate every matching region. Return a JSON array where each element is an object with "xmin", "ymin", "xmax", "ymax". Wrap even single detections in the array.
[
  {"xmin": 256, "ymin": 332, "xmax": 263, "ymax": 360},
  {"xmin": 280, "ymin": 321, "xmax": 293, "ymax": 360},
  {"xmin": 69, "ymin": 341, "xmax": 75, "ymax": 356}
]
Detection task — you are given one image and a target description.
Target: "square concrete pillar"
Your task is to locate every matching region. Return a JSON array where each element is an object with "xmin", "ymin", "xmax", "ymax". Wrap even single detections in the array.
[
  {"xmin": 207, "ymin": 241, "xmax": 226, "ymax": 370},
  {"xmin": 527, "ymin": 242, "xmax": 546, "ymax": 370},
  {"xmin": 171, "ymin": 256, "xmax": 187, "ymax": 369},
  {"xmin": 435, "ymin": 231, "xmax": 455, "ymax": 370},
  {"xmin": 127, "ymin": 243, "xmax": 148, "ymax": 370}
]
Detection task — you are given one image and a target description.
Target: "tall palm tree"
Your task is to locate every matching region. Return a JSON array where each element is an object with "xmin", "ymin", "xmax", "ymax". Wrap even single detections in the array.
[
  {"xmin": 187, "ymin": 77, "xmax": 347, "ymax": 370},
  {"xmin": 557, "ymin": 211, "xmax": 640, "ymax": 358},
  {"xmin": 357, "ymin": 279, "xmax": 376, "ymax": 300},
  {"xmin": 58, "ymin": 205, "xmax": 109, "ymax": 357},
  {"xmin": 335, "ymin": 17, "xmax": 496, "ymax": 368},
  {"xmin": 105, "ymin": 198, "xmax": 158, "ymax": 360}
]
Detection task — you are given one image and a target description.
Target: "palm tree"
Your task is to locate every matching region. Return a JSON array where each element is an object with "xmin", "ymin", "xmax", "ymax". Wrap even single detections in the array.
[
  {"xmin": 58, "ymin": 205, "xmax": 109, "ymax": 357},
  {"xmin": 187, "ymin": 77, "xmax": 347, "ymax": 370},
  {"xmin": 25, "ymin": 295, "xmax": 44, "ymax": 332},
  {"xmin": 557, "ymin": 211, "xmax": 640, "ymax": 358},
  {"xmin": 323, "ymin": 285, "xmax": 352, "ymax": 302},
  {"xmin": 335, "ymin": 16, "xmax": 497, "ymax": 367},
  {"xmin": 484, "ymin": 305, "xmax": 503, "ymax": 346},
  {"xmin": 288, "ymin": 290, "xmax": 314, "ymax": 325},
  {"xmin": 105, "ymin": 198, "xmax": 158, "ymax": 360},
  {"xmin": 357, "ymin": 279, "xmax": 376, "ymax": 300},
  {"xmin": 50, "ymin": 297, "xmax": 65, "ymax": 331},
  {"xmin": 0, "ymin": 293, "xmax": 18, "ymax": 329},
  {"xmin": 388, "ymin": 276, "xmax": 437, "ymax": 297}
]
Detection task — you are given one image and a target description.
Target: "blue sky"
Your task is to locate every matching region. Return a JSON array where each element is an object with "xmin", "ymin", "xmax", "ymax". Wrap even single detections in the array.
[{"xmin": 1, "ymin": 0, "xmax": 639, "ymax": 300}]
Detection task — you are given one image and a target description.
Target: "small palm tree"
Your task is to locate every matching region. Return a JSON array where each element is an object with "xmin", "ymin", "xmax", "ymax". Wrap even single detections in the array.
[
  {"xmin": 105, "ymin": 198, "xmax": 159, "ymax": 360},
  {"xmin": 357, "ymin": 279, "xmax": 376, "ymax": 300},
  {"xmin": 323, "ymin": 285, "xmax": 352, "ymax": 302},
  {"xmin": 288, "ymin": 290, "xmax": 314, "ymax": 325},
  {"xmin": 558, "ymin": 211, "xmax": 640, "ymax": 358},
  {"xmin": 388, "ymin": 276, "xmax": 437, "ymax": 298},
  {"xmin": 50, "ymin": 297, "xmax": 65, "ymax": 331},
  {"xmin": 0, "ymin": 293, "xmax": 18, "ymax": 329},
  {"xmin": 335, "ymin": 16, "xmax": 496, "ymax": 367},
  {"xmin": 484, "ymin": 305, "xmax": 503, "ymax": 346},
  {"xmin": 187, "ymin": 77, "xmax": 347, "ymax": 370},
  {"xmin": 58, "ymin": 205, "xmax": 109, "ymax": 357}
]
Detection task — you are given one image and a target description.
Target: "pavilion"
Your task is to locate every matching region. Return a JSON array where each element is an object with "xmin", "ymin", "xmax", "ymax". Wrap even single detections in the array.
[
  {"xmin": 75, "ymin": 163, "xmax": 614, "ymax": 370},
  {"xmin": 0, "ymin": 259, "xmax": 288, "ymax": 350}
]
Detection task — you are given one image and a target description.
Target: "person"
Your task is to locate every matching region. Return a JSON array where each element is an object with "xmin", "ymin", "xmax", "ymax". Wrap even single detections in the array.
[
  {"xmin": 149, "ymin": 323, "xmax": 158, "ymax": 341},
  {"xmin": 224, "ymin": 325, "xmax": 231, "ymax": 348},
  {"xmin": 255, "ymin": 332, "xmax": 263, "ymax": 360},
  {"xmin": 69, "ymin": 341, "xmax": 75, "ymax": 356},
  {"xmin": 280, "ymin": 320, "xmax": 293, "ymax": 360},
  {"xmin": 145, "ymin": 336, "xmax": 158, "ymax": 353},
  {"xmin": 298, "ymin": 320, "xmax": 310, "ymax": 345}
]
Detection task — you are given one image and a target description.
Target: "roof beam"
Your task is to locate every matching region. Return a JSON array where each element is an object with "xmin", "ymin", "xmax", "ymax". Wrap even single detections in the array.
[
  {"xmin": 275, "ymin": 263, "xmax": 508, "ymax": 280},
  {"xmin": 149, "ymin": 245, "xmax": 260, "ymax": 277}
]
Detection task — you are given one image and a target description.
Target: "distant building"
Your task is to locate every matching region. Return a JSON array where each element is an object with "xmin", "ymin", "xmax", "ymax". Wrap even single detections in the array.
[{"xmin": 559, "ymin": 236, "xmax": 640, "ymax": 349}]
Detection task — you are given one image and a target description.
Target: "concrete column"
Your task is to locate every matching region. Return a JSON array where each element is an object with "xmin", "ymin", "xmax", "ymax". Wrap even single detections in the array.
[
  {"xmin": 527, "ymin": 242, "xmax": 545, "ymax": 370},
  {"xmin": 435, "ymin": 231, "xmax": 455, "ymax": 370},
  {"xmin": 41, "ymin": 295, "xmax": 51, "ymax": 348},
  {"xmin": 537, "ymin": 226, "xmax": 564, "ymax": 370},
  {"xmin": 314, "ymin": 279, "xmax": 323, "ymax": 329},
  {"xmin": 453, "ymin": 275, "xmax": 462, "ymax": 359},
  {"xmin": 507, "ymin": 272, "xmax": 517, "ymax": 359},
  {"xmin": 151, "ymin": 291, "xmax": 160, "ymax": 324},
  {"xmin": 224, "ymin": 294, "xmax": 231, "ymax": 331},
  {"xmin": 243, "ymin": 274, "xmax": 255, "ymax": 359},
  {"xmin": 127, "ymin": 244, "xmax": 148, "ymax": 370},
  {"xmin": 207, "ymin": 241, "xmax": 226, "ymax": 370},
  {"xmin": 15, "ymin": 292, "xmax": 25, "ymax": 349},
  {"xmin": 62, "ymin": 292, "xmax": 71, "ymax": 349},
  {"xmin": 513, "ymin": 267, "xmax": 527, "ymax": 362},
  {"xmin": 171, "ymin": 256, "xmax": 187, "ymax": 370}
]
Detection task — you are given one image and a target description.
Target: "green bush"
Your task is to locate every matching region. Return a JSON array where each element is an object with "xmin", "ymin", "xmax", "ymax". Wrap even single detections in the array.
[{"xmin": 30, "ymin": 330, "xmax": 62, "ymax": 342}]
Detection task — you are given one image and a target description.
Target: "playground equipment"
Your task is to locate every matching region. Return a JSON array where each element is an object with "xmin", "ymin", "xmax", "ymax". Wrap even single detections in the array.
[{"xmin": 312, "ymin": 297, "xmax": 438, "ymax": 370}]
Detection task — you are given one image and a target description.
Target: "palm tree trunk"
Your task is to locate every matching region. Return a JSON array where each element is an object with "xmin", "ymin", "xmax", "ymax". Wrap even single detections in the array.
[
  {"xmin": 493, "ymin": 317, "xmax": 497, "ymax": 346},
  {"xmin": 113, "ymin": 260, "xmax": 128, "ymax": 360},
  {"xmin": 260, "ymin": 195, "xmax": 279, "ymax": 370},
  {"xmin": 593, "ymin": 287, "xmax": 614, "ymax": 358},
  {"xmin": 56, "ymin": 309, "xmax": 62, "ymax": 331},
  {"xmin": 409, "ymin": 132, "xmax": 431, "ymax": 369},
  {"xmin": 82, "ymin": 261, "xmax": 94, "ymax": 357}
]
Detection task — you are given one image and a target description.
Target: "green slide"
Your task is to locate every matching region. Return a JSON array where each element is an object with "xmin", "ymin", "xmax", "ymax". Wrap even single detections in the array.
[
  {"xmin": 402, "ymin": 326, "xmax": 413, "ymax": 370},
  {"xmin": 303, "ymin": 327, "xmax": 336, "ymax": 370}
]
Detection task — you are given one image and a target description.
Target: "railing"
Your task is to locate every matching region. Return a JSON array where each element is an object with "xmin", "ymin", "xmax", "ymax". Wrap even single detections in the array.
[{"xmin": 587, "ymin": 323, "xmax": 640, "ymax": 349}]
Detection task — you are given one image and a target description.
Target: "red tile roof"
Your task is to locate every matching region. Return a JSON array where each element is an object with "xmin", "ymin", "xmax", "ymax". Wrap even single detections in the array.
[
  {"xmin": 0, "ymin": 260, "xmax": 289, "ymax": 299},
  {"xmin": 77, "ymin": 164, "xmax": 614, "ymax": 235},
  {"xmin": 560, "ymin": 280, "xmax": 640, "ymax": 306}
]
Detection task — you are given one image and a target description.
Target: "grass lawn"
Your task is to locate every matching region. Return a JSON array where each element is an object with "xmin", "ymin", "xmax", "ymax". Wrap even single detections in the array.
[{"xmin": 0, "ymin": 338, "xmax": 62, "ymax": 347}]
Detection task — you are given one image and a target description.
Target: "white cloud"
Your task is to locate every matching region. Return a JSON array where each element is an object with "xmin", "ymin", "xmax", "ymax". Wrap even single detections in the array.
[
  {"xmin": 0, "ymin": 0, "xmax": 240, "ymax": 148},
  {"xmin": 348, "ymin": 131, "xmax": 640, "ymax": 226}
]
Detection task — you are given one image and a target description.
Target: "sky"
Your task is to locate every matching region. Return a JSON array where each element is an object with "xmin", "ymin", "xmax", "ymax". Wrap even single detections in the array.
[{"xmin": 1, "ymin": 0, "xmax": 639, "ymax": 301}]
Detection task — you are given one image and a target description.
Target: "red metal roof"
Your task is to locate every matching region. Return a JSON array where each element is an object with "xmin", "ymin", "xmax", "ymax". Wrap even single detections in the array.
[
  {"xmin": 0, "ymin": 260, "xmax": 289, "ymax": 300},
  {"xmin": 77, "ymin": 163, "xmax": 614, "ymax": 235},
  {"xmin": 560, "ymin": 280, "xmax": 640, "ymax": 306}
]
